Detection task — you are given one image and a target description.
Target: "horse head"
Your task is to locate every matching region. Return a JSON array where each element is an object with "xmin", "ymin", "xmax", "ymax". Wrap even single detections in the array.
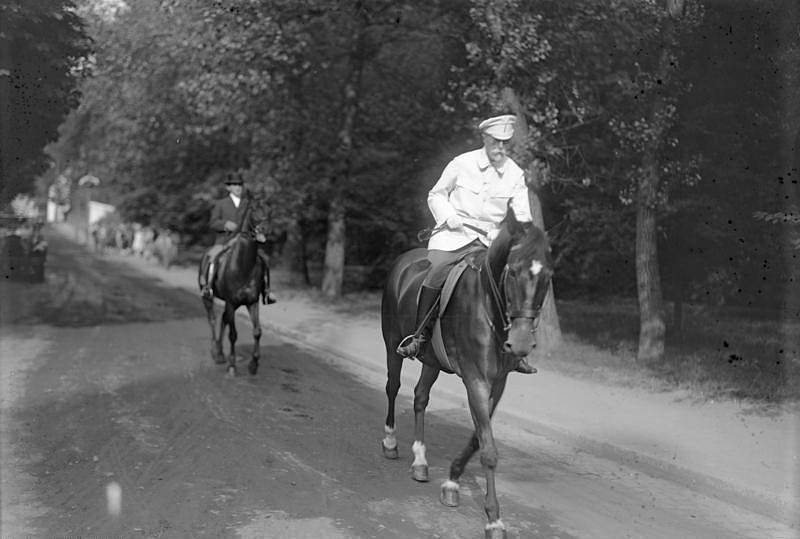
[
  {"xmin": 488, "ymin": 206, "xmax": 554, "ymax": 359},
  {"xmin": 238, "ymin": 197, "xmax": 272, "ymax": 244}
]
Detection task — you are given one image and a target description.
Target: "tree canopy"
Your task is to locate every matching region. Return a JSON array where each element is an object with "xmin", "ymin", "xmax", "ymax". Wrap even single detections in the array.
[
  {"xmin": 37, "ymin": 0, "xmax": 797, "ymax": 317},
  {"xmin": 0, "ymin": 0, "xmax": 91, "ymax": 203}
]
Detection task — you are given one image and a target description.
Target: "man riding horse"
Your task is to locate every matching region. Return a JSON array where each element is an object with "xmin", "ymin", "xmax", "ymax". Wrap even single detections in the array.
[
  {"xmin": 199, "ymin": 172, "xmax": 277, "ymax": 305},
  {"xmin": 396, "ymin": 113, "xmax": 535, "ymax": 374}
]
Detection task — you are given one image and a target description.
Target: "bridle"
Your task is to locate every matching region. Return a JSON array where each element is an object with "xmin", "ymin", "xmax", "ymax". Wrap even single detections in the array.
[
  {"xmin": 233, "ymin": 197, "xmax": 268, "ymax": 242},
  {"xmin": 482, "ymin": 254, "xmax": 545, "ymax": 336}
]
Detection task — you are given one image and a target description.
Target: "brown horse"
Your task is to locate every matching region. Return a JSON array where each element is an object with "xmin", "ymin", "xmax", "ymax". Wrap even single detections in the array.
[
  {"xmin": 198, "ymin": 198, "xmax": 272, "ymax": 377},
  {"xmin": 380, "ymin": 207, "xmax": 553, "ymax": 539}
]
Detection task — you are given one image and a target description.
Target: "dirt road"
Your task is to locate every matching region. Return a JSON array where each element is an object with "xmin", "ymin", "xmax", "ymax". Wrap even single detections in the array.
[{"xmin": 1, "ymin": 234, "xmax": 794, "ymax": 538}]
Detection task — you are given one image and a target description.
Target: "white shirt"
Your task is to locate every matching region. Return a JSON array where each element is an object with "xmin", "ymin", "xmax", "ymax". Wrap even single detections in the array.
[
  {"xmin": 229, "ymin": 194, "xmax": 241, "ymax": 208},
  {"xmin": 427, "ymin": 147, "xmax": 532, "ymax": 251}
]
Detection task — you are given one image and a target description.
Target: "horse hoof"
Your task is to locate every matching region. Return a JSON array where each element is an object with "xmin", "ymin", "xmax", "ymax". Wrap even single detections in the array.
[
  {"xmin": 382, "ymin": 443, "xmax": 399, "ymax": 460},
  {"xmin": 440, "ymin": 481, "xmax": 459, "ymax": 507},
  {"xmin": 484, "ymin": 525, "xmax": 507, "ymax": 539},
  {"xmin": 411, "ymin": 464, "xmax": 429, "ymax": 482},
  {"xmin": 226, "ymin": 366, "xmax": 236, "ymax": 377},
  {"xmin": 248, "ymin": 361, "xmax": 258, "ymax": 375}
]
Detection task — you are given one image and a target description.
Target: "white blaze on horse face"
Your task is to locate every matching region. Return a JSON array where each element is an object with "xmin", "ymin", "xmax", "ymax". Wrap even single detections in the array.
[
  {"xmin": 530, "ymin": 260, "xmax": 543, "ymax": 276},
  {"xmin": 411, "ymin": 440, "xmax": 427, "ymax": 466}
]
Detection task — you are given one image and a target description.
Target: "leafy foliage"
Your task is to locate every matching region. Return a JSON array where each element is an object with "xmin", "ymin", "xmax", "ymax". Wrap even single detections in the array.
[
  {"xmin": 37, "ymin": 0, "xmax": 794, "ymax": 309},
  {"xmin": 0, "ymin": 0, "xmax": 91, "ymax": 202}
]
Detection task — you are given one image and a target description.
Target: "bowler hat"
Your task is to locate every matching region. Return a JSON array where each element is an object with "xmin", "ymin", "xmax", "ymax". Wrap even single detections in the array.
[{"xmin": 224, "ymin": 172, "xmax": 243, "ymax": 185}]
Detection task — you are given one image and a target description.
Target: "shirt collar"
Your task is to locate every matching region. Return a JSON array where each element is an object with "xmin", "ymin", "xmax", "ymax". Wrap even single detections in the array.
[{"xmin": 478, "ymin": 147, "xmax": 506, "ymax": 175}]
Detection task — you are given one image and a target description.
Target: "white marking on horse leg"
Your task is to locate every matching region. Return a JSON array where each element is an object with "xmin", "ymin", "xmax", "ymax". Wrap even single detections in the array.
[
  {"xmin": 382, "ymin": 425, "xmax": 397, "ymax": 450},
  {"xmin": 411, "ymin": 440, "xmax": 427, "ymax": 467},
  {"xmin": 485, "ymin": 519, "xmax": 505, "ymax": 531},
  {"xmin": 441, "ymin": 479, "xmax": 459, "ymax": 490}
]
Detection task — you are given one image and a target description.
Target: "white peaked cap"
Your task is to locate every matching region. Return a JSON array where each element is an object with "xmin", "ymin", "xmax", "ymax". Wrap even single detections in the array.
[{"xmin": 478, "ymin": 114, "xmax": 516, "ymax": 140}]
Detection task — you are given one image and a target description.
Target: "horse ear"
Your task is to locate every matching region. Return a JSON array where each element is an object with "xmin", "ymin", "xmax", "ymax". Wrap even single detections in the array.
[{"xmin": 504, "ymin": 201, "xmax": 521, "ymax": 233}]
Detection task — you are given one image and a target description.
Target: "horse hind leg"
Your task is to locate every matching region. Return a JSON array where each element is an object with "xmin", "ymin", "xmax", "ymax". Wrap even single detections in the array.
[
  {"xmin": 224, "ymin": 304, "xmax": 238, "ymax": 377},
  {"xmin": 246, "ymin": 302, "xmax": 261, "ymax": 376},
  {"xmin": 440, "ymin": 433, "xmax": 479, "ymax": 507},
  {"xmin": 382, "ymin": 350, "xmax": 403, "ymax": 460},
  {"xmin": 410, "ymin": 363, "xmax": 439, "ymax": 482},
  {"xmin": 204, "ymin": 296, "xmax": 225, "ymax": 364}
]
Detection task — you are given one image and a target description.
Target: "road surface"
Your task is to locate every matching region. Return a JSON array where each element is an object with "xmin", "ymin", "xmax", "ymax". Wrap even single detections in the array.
[{"xmin": 1, "ymin": 233, "xmax": 794, "ymax": 538}]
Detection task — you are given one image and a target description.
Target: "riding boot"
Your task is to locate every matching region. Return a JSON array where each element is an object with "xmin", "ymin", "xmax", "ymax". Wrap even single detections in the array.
[
  {"xmin": 262, "ymin": 282, "xmax": 277, "ymax": 305},
  {"xmin": 396, "ymin": 285, "xmax": 441, "ymax": 359},
  {"xmin": 514, "ymin": 357, "xmax": 537, "ymax": 374},
  {"xmin": 201, "ymin": 262, "xmax": 215, "ymax": 299},
  {"xmin": 258, "ymin": 253, "xmax": 277, "ymax": 305}
]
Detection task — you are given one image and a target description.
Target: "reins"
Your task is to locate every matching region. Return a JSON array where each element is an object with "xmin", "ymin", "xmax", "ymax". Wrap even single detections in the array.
[
  {"xmin": 480, "ymin": 246, "xmax": 543, "ymax": 339},
  {"xmin": 232, "ymin": 196, "xmax": 266, "ymax": 242}
]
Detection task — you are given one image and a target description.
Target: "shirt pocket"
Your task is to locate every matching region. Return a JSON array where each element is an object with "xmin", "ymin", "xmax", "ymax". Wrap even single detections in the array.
[{"xmin": 452, "ymin": 176, "xmax": 483, "ymax": 209}]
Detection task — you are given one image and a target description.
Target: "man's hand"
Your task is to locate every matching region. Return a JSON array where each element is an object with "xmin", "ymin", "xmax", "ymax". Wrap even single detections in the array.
[
  {"xmin": 224, "ymin": 220, "xmax": 238, "ymax": 232},
  {"xmin": 446, "ymin": 215, "xmax": 463, "ymax": 230}
]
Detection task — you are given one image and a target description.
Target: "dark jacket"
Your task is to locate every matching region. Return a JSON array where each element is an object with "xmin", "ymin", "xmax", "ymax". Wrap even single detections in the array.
[{"xmin": 210, "ymin": 195, "xmax": 249, "ymax": 245}]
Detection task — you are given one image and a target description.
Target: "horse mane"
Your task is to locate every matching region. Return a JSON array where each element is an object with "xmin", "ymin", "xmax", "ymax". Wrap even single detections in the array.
[{"xmin": 486, "ymin": 208, "xmax": 549, "ymax": 271}]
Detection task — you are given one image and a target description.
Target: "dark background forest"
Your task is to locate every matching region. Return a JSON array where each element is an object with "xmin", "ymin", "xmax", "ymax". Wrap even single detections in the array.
[{"xmin": 2, "ymin": 0, "xmax": 798, "ymax": 371}]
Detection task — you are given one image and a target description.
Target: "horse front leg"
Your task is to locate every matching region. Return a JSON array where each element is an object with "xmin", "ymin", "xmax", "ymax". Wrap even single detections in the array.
[
  {"xmin": 204, "ymin": 296, "xmax": 225, "ymax": 364},
  {"xmin": 246, "ymin": 302, "xmax": 262, "ymax": 376},
  {"xmin": 442, "ymin": 376, "xmax": 509, "ymax": 539},
  {"xmin": 224, "ymin": 304, "xmax": 238, "ymax": 377},
  {"xmin": 410, "ymin": 363, "xmax": 440, "ymax": 482},
  {"xmin": 382, "ymin": 350, "xmax": 403, "ymax": 460}
]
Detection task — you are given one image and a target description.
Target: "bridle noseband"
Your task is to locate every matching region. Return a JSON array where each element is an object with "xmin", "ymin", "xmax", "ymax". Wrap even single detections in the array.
[{"xmin": 483, "ymin": 256, "xmax": 544, "ymax": 334}]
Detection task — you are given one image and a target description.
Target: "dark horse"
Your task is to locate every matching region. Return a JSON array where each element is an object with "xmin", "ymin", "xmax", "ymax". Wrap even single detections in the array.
[
  {"xmin": 380, "ymin": 207, "xmax": 553, "ymax": 539},
  {"xmin": 198, "ymin": 198, "xmax": 271, "ymax": 377}
]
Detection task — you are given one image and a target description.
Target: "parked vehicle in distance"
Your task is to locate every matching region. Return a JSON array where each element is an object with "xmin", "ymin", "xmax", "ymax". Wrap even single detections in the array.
[{"xmin": 0, "ymin": 214, "xmax": 47, "ymax": 282}]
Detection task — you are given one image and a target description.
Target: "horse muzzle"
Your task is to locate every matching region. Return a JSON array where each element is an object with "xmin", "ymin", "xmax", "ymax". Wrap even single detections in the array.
[{"xmin": 503, "ymin": 318, "xmax": 537, "ymax": 357}]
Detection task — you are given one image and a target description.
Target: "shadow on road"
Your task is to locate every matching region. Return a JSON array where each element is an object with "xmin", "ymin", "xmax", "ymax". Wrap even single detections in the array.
[{"xmin": 1, "ymin": 232, "xmax": 204, "ymax": 327}]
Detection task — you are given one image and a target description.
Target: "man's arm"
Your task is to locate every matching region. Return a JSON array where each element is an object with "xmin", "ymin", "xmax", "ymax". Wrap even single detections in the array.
[
  {"xmin": 427, "ymin": 160, "xmax": 460, "ymax": 227},
  {"xmin": 210, "ymin": 200, "xmax": 227, "ymax": 232},
  {"xmin": 210, "ymin": 199, "xmax": 239, "ymax": 233},
  {"xmin": 509, "ymin": 174, "xmax": 534, "ymax": 223}
]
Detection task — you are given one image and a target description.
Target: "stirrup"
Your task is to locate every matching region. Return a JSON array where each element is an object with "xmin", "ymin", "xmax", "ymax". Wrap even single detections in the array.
[
  {"xmin": 262, "ymin": 291, "xmax": 277, "ymax": 305},
  {"xmin": 201, "ymin": 286, "xmax": 213, "ymax": 300},
  {"xmin": 396, "ymin": 334, "xmax": 423, "ymax": 358}
]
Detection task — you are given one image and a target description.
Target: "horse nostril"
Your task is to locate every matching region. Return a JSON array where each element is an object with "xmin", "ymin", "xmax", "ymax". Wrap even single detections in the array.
[{"xmin": 503, "ymin": 341, "xmax": 513, "ymax": 352}]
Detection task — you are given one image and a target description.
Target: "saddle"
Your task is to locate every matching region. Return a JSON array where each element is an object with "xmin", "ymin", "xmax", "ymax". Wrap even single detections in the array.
[{"xmin": 411, "ymin": 247, "xmax": 484, "ymax": 376}]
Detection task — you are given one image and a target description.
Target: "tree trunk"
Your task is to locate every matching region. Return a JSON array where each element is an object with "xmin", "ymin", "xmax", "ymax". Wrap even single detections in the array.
[
  {"xmin": 636, "ymin": 162, "xmax": 666, "ymax": 363},
  {"xmin": 635, "ymin": 0, "xmax": 685, "ymax": 363},
  {"xmin": 319, "ymin": 26, "xmax": 365, "ymax": 297},
  {"xmin": 283, "ymin": 218, "xmax": 311, "ymax": 285},
  {"xmin": 528, "ymin": 185, "xmax": 562, "ymax": 351},
  {"xmin": 503, "ymin": 85, "xmax": 563, "ymax": 351},
  {"xmin": 321, "ymin": 196, "xmax": 346, "ymax": 297},
  {"xmin": 777, "ymin": 0, "xmax": 800, "ymax": 362}
]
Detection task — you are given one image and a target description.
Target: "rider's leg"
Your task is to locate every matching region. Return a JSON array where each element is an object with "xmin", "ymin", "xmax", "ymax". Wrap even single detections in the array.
[
  {"xmin": 257, "ymin": 250, "xmax": 276, "ymax": 305},
  {"xmin": 515, "ymin": 354, "xmax": 536, "ymax": 374},
  {"xmin": 396, "ymin": 249, "xmax": 454, "ymax": 359},
  {"xmin": 200, "ymin": 245, "xmax": 224, "ymax": 298},
  {"xmin": 395, "ymin": 284, "xmax": 441, "ymax": 359}
]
